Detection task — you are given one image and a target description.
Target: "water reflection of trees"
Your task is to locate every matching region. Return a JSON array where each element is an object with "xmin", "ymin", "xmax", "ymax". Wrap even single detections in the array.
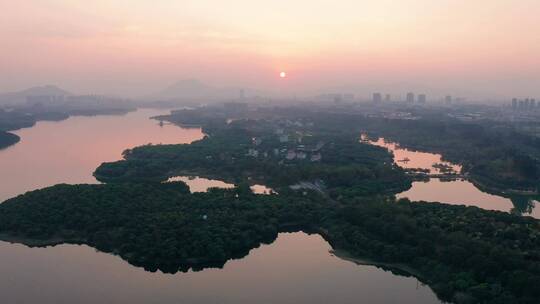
[{"xmin": 510, "ymin": 196, "xmax": 537, "ymax": 216}]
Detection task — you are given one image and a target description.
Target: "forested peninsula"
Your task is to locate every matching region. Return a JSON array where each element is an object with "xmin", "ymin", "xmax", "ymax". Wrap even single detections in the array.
[{"xmin": 0, "ymin": 131, "xmax": 19, "ymax": 149}]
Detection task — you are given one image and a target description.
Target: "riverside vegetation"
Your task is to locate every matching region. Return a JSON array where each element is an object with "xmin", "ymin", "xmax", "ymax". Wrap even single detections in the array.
[
  {"xmin": 1, "ymin": 106, "xmax": 540, "ymax": 303},
  {"xmin": 358, "ymin": 114, "xmax": 540, "ymax": 194}
]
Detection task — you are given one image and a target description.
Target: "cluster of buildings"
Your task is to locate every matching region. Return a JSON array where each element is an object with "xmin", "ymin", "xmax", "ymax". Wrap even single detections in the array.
[
  {"xmin": 317, "ymin": 93, "xmax": 356, "ymax": 103},
  {"xmin": 245, "ymin": 128, "xmax": 325, "ymax": 163},
  {"xmin": 312, "ymin": 91, "xmax": 466, "ymax": 106},
  {"xmin": 511, "ymin": 98, "xmax": 538, "ymax": 110},
  {"xmin": 247, "ymin": 145, "xmax": 322, "ymax": 163},
  {"xmin": 284, "ymin": 141, "xmax": 324, "ymax": 162},
  {"xmin": 372, "ymin": 92, "xmax": 428, "ymax": 104},
  {"xmin": 371, "ymin": 93, "xmax": 464, "ymax": 105}
]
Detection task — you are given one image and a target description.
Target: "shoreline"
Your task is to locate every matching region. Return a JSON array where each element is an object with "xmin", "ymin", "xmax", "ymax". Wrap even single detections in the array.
[
  {"xmin": 331, "ymin": 248, "xmax": 428, "ymax": 282},
  {"xmin": 311, "ymin": 226, "xmax": 436, "ymax": 292},
  {"xmin": 0, "ymin": 233, "xmax": 84, "ymax": 247},
  {"xmin": 365, "ymin": 134, "xmax": 539, "ymax": 196},
  {"xmin": 0, "ymin": 229, "xmax": 432, "ymax": 286},
  {"xmin": 468, "ymin": 176, "xmax": 538, "ymax": 196},
  {"xmin": 0, "ymin": 131, "xmax": 20, "ymax": 150},
  {"xmin": 0, "ymin": 108, "xmax": 136, "ymax": 151}
]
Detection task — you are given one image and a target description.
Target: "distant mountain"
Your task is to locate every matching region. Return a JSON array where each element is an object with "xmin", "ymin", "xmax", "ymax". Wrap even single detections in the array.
[
  {"xmin": 158, "ymin": 79, "xmax": 217, "ymax": 99},
  {"xmin": 18, "ymin": 85, "xmax": 71, "ymax": 96},
  {"xmin": 0, "ymin": 85, "xmax": 71, "ymax": 105},
  {"xmin": 153, "ymin": 79, "xmax": 264, "ymax": 101}
]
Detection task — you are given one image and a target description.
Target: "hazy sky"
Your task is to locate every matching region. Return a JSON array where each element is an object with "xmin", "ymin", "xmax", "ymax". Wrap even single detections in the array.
[{"xmin": 1, "ymin": 0, "xmax": 539, "ymax": 99}]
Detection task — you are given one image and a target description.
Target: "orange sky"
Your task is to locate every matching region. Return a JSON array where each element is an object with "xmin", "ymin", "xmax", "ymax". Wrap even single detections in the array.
[{"xmin": 1, "ymin": 0, "xmax": 539, "ymax": 99}]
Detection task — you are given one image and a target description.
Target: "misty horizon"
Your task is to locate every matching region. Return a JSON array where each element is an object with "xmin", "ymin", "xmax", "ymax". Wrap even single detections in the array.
[
  {"xmin": 2, "ymin": 1, "xmax": 539, "ymax": 100},
  {"xmin": 0, "ymin": 79, "xmax": 537, "ymax": 104}
]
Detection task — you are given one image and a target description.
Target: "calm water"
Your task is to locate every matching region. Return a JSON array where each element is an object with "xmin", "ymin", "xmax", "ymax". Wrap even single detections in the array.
[
  {"xmin": 167, "ymin": 176, "xmax": 276, "ymax": 194},
  {"xmin": 0, "ymin": 111, "xmax": 441, "ymax": 303},
  {"xmin": 0, "ymin": 233, "xmax": 440, "ymax": 304},
  {"xmin": 167, "ymin": 176, "xmax": 235, "ymax": 192},
  {"xmin": 366, "ymin": 137, "xmax": 461, "ymax": 174},
  {"xmin": 0, "ymin": 109, "xmax": 204, "ymax": 202},
  {"xmin": 367, "ymin": 136, "xmax": 540, "ymax": 218}
]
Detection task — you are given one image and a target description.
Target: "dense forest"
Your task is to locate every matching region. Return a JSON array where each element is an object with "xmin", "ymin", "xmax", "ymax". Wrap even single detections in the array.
[
  {"xmin": 1, "ymin": 182, "xmax": 539, "ymax": 303},
  {"xmin": 0, "ymin": 183, "xmax": 299, "ymax": 272},
  {"xmin": 95, "ymin": 116, "xmax": 410, "ymax": 198},
  {"xmin": 327, "ymin": 198, "xmax": 540, "ymax": 303},
  {"xmin": 0, "ymin": 131, "xmax": 19, "ymax": 149}
]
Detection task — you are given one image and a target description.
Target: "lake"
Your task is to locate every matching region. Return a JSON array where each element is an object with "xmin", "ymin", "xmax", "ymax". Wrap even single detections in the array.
[
  {"xmin": 0, "ymin": 232, "xmax": 439, "ymax": 304},
  {"xmin": 0, "ymin": 109, "xmax": 441, "ymax": 304},
  {"xmin": 0, "ymin": 109, "xmax": 204, "ymax": 202},
  {"xmin": 366, "ymin": 136, "xmax": 540, "ymax": 219}
]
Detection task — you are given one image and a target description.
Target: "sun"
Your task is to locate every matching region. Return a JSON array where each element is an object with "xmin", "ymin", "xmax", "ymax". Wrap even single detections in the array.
[{"xmin": 280, "ymin": 72, "xmax": 287, "ymax": 78}]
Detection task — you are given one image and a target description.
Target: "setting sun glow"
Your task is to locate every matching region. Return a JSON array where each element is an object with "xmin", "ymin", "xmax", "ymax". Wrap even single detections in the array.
[{"xmin": 2, "ymin": 1, "xmax": 540, "ymax": 97}]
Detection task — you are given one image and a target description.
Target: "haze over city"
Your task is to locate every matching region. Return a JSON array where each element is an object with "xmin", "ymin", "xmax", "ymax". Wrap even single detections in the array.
[{"xmin": 2, "ymin": 0, "xmax": 540, "ymax": 99}]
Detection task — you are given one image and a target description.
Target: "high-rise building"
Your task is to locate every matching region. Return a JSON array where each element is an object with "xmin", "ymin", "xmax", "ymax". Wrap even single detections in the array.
[
  {"xmin": 417, "ymin": 94, "xmax": 427, "ymax": 104},
  {"xmin": 385, "ymin": 94, "xmax": 391, "ymax": 102},
  {"xmin": 512, "ymin": 98, "xmax": 518, "ymax": 109},
  {"xmin": 406, "ymin": 92, "xmax": 415, "ymax": 103},
  {"xmin": 372, "ymin": 93, "xmax": 382, "ymax": 103},
  {"xmin": 531, "ymin": 99, "xmax": 536, "ymax": 108},
  {"xmin": 239, "ymin": 89, "xmax": 245, "ymax": 101},
  {"xmin": 445, "ymin": 96, "xmax": 453, "ymax": 105}
]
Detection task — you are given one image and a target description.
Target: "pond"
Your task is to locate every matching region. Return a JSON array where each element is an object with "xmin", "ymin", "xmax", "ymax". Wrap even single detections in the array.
[{"xmin": 167, "ymin": 176, "xmax": 276, "ymax": 194}]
